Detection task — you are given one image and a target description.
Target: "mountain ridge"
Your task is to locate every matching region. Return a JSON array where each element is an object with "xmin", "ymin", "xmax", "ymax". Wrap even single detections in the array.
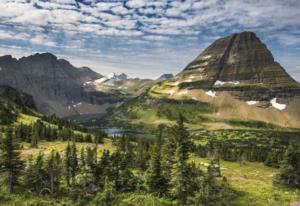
[{"xmin": 155, "ymin": 31, "xmax": 300, "ymax": 101}]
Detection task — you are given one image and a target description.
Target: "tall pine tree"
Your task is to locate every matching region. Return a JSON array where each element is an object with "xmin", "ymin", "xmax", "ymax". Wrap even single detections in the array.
[
  {"xmin": 276, "ymin": 143, "xmax": 300, "ymax": 188},
  {"xmin": 70, "ymin": 142, "xmax": 79, "ymax": 184},
  {"xmin": 145, "ymin": 129, "xmax": 167, "ymax": 196},
  {"xmin": 46, "ymin": 150, "xmax": 62, "ymax": 194},
  {"xmin": 169, "ymin": 115, "xmax": 194, "ymax": 205},
  {"xmin": 65, "ymin": 143, "xmax": 72, "ymax": 186},
  {"xmin": 0, "ymin": 128, "xmax": 24, "ymax": 193}
]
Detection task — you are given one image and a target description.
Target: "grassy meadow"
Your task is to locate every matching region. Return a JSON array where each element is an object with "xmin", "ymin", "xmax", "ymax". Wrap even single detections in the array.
[{"xmin": 191, "ymin": 156, "xmax": 300, "ymax": 206}]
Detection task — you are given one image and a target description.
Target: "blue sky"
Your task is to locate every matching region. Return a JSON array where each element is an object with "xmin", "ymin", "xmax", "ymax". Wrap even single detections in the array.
[{"xmin": 0, "ymin": 0, "xmax": 299, "ymax": 80}]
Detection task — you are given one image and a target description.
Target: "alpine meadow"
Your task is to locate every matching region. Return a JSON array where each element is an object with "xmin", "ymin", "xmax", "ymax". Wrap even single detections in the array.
[{"xmin": 0, "ymin": 0, "xmax": 300, "ymax": 206}]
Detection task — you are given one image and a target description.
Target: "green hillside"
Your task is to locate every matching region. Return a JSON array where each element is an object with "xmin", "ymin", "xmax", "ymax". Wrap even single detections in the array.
[{"xmin": 100, "ymin": 91, "xmax": 294, "ymax": 133}]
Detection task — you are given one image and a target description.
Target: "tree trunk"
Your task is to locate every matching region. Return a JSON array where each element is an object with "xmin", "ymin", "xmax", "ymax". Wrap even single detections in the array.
[{"xmin": 8, "ymin": 172, "xmax": 13, "ymax": 193}]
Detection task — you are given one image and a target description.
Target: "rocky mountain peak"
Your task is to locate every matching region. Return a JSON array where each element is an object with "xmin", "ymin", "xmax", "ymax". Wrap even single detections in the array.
[
  {"xmin": 105, "ymin": 73, "xmax": 127, "ymax": 81},
  {"xmin": 106, "ymin": 72, "xmax": 117, "ymax": 79},
  {"xmin": 181, "ymin": 31, "xmax": 299, "ymax": 88},
  {"xmin": 154, "ymin": 31, "xmax": 300, "ymax": 101},
  {"xmin": 21, "ymin": 52, "xmax": 58, "ymax": 61},
  {"xmin": 0, "ymin": 55, "xmax": 14, "ymax": 60},
  {"xmin": 117, "ymin": 73, "xmax": 128, "ymax": 81}
]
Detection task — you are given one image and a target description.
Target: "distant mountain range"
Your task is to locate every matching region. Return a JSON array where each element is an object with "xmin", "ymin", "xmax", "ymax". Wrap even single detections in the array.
[
  {"xmin": 84, "ymin": 72, "xmax": 174, "ymax": 98},
  {"xmin": 0, "ymin": 53, "xmax": 170, "ymax": 119}
]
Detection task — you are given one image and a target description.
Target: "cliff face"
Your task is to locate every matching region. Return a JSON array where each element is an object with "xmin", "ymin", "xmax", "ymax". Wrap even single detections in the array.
[
  {"xmin": 0, "ymin": 53, "xmax": 119, "ymax": 117},
  {"xmin": 177, "ymin": 32, "xmax": 300, "ymax": 100}
]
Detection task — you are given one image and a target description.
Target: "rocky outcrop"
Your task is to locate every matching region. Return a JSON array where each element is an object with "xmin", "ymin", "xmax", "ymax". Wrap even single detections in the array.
[{"xmin": 177, "ymin": 31, "xmax": 300, "ymax": 100}]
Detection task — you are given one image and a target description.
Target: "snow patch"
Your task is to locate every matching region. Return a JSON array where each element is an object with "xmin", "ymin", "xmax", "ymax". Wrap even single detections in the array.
[
  {"xmin": 201, "ymin": 55, "xmax": 212, "ymax": 60},
  {"xmin": 83, "ymin": 81, "xmax": 92, "ymax": 86},
  {"xmin": 94, "ymin": 77, "xmax": 108, "ymax": 84},
  {"xmin": 188, "ymin": 64, "xmax": 201, "ymax": 69},
  {"xmin": 106, "ymin": 72, "xmax": 117, "ymax": 79},
  {"xmin": 214, "ymin": 80, "xmax": 240, "ymax": 86},
  {"xmin": 168, "ymin": 89, "xmax": 175, "ymax": 96},
  {"xmin": 205, "ymin": 90, "xmax": 216, "ymax": 97},
  {"xmin": 173, "ymin": 81, "xmax": 180, "ymax": 86},
  {"xmin": 178, "ymin": 89, "xmax": 188, "ymax": 96},
  {"xmin": 200, "ymin": 62, "xmax": 208, "ymax": 66},
  {"xmin": 73, "ymin": 102, "xmax": 82, "ymax": 108},
  {"xmin": 246, "ymin": 101, "xmax": 258, "ymax": 105},
  {"xmin": 270, "ymin": 98, "xmax": 286, "ymax": 110}
]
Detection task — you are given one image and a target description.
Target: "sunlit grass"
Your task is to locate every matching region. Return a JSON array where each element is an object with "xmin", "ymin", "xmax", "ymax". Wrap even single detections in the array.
[
  {"xmin": 20, "ymin": 139, "xmax": 116, "ymax": 159},
  {"xmin": 190, "ymin": 156, "xmax": 300, "ymax": 206}
]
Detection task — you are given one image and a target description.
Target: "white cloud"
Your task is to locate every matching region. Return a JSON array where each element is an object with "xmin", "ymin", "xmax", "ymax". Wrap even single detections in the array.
[
  {"xmin": 126, "ymin": 0, "xmax": 147, "ymax": 8},
  {"xmin": 275, "ymin": 34, "xmax": 300, "ymax": 46},
  {"xmin": 111, "ymin": 5, "xmax": 130, "ymax": 15},
  {"xmin": 143, "ymin": 35, "xmax": 169, "ymax": 41}
]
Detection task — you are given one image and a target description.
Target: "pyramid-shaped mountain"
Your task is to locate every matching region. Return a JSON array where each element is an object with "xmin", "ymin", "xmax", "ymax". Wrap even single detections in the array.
[
  {"xmin": 119, "ymin": 31, "xmax": 300, "ymax": 129},
  {"xmin": 172, "ymin": 31, "xmax": 300, "ymax": 100}
]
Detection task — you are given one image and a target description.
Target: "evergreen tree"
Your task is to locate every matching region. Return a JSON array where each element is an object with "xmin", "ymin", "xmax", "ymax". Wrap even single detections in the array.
[
  {"xmin": 85, "ymin": 134, "xmax": 92, "ymax": 143},
  {"xmin": 65, "ymin": 143, "xmax": 72, "ymax": 186},
  {"xmin": 24, "ymin": 155, "xmax": 35, "ymax": 190},
  {"xmin": 31, "ymin": 120, "xmax": 44, "ymax": 148},
  {"xmin": 170, "ymin": 141, "xmax": 192, "ymax": 205},
  {"xmin": 80, "ymin": 147, "xmax": 86, "ymax": 168},
  {"xmin": 86, "ymin": 146, "xmax": 96, "ymax": 169},
  {"xmin": 276, "ymin": 143, "xmax": 300, "ymax": 188},
  {"xmin": 265, "ymin": 150, "xmax": 281, "ymax": 168},
  {"xmin": 24, "ymin": 152, "xmax": 46, "ymax": 193},
  {"xmin": 0, "ymin": 128, "xmax": 24, "ymax": 193},
  {"xmin": 135, "ymin": 140, "xmax": 150, "ymax": 171},
  {"xmin": 46, "ymin": 150, "xmax": 62, "ymax": 194},
  {"xmin": 145, "ymin": 132, "xmax": 167, "ymax": 196},
  {"xmin": 70, "ymin": 142, "xmax": 79, "ymax": 184},
  {"xmin": 92, "ymin": 150, "xmax": 110, "ymax": 187},
  {"xmin": 169, "ymin": 115, "xmax": 194, "ymax": 205},
  {"xmin": 210, "ymin": 153, "xmax": 221, "ymax": 177},
  {"xmin": 117, "ymin": 165, "xmax": 137, "ymax": 192},
  {"xmin": 92, "ymin": 176, "xmax": 116, "ymax": 206},
  {"xmin": 102, "ymin": 176, "xmax": 116, "ymax": 205},
  {"xmin": 195, "ymin": 163, "xmax": 218, "ymax": 205},
  {"xmin": 94, "ymin": 133, "xmax": 104, "ymax": 144}
]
